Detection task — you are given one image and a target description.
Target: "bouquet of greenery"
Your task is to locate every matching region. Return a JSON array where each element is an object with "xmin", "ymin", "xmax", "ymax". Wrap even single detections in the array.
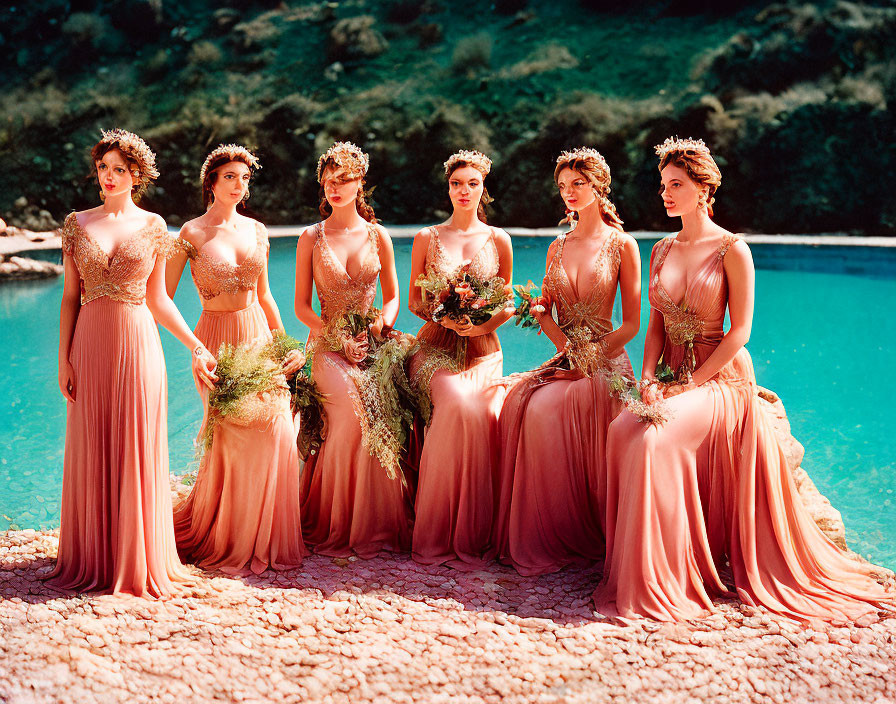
[
  {"xmin": 416, "ymin": 264, "xmax": 511, "ymax": 326},
  {"xmin": 511, "ymin": 280, "xmax": 544, "ymax": 333},
  {"xmin": 204, "ymin": 332, "xmax": 326, "ymax": 460}
]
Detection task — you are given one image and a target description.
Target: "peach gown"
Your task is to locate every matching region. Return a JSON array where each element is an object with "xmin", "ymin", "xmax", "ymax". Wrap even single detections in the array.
[
  {"xmin": 299, "ymin": 222, "xmax": 413, "ymax": 557},
  {"xmin": 50, "ymin": 213, "xmax": 191, "ymax": 597},
  {"xmin": 410, "ymin": 227, "xmax": 507, "ymax": 568},
  {"xmin": 594, "ymin": 234, "xmax": 893, "ymax": 623},
  {"xmin": 493, "ymin": 230, "xmax": 633, "ymax": 575},
  {"xmin": 172, "ymin": 223, "xmax": 306, "ymax": 575}
]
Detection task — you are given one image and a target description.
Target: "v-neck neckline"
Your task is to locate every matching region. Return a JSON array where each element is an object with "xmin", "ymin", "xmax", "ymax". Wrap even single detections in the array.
[
  {"xmin": 557, "ymin": 229, "xmax": 615, "ymax": 301},
  {"xmin": 432, "ymin": 226, "xmax": 494, "ymax": 271},
  {"xmin": 654, "ymin": 234, "xmax": 727, "ymax": 309},
  {"xmin": 74, "ymin": 213, "xmax": 159, "ymax": 268},
  {"xmin": 193, "ymin": 223, "xmax": 261, "ymax": 270},
  {"xmin": 320, "ymin": 222, "xmax": 375, "ymax": 281}
]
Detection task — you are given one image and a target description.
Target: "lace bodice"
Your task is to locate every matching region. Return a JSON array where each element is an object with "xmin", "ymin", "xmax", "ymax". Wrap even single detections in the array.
[
  {"xmin": 543, "ymin": 229, "xmax": 624, "ymax": 340},
  {"xmin": 425, "ymin": 226, "xmax": 499, "ymax": 281},
  {"xmin": 61, "ymin": 212, "xmax": 175, "ymax": 306},
  {"xmin": 311, "ymin": 221, "xmax": 381, "ymax": 321},
  {"xmin": 178, "ymin": 222, "xmax": 268, "ymax": 300}
]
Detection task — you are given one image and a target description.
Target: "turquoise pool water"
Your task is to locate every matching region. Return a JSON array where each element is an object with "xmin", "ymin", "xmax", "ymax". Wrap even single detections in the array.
[{"xmin": 1, "ymin": 236, "xmax": 894, "ymax": 569}]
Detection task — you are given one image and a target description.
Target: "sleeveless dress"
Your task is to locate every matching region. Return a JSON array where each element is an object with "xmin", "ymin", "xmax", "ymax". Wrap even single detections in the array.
[
  {"xmin": 410, "ymin": 227, "xmax": 507, "ymax": 568},
  {"xmin": 50, "ymin": 212, "xmax": 191, "ymax": 597},
  {"xmin": 493, "ymin": 230, "xmax": 633, "ymax": 575},
  {"xmin": 172, "ymin": 222, "xmax": 306, "ymax": 575},
  {"xmin": 299, "ymin": 222, "xmax": 413, "ymax": 558},
  {"xmin": 594, "ymin": 234, "xmax": 894, "ymax": 622}
]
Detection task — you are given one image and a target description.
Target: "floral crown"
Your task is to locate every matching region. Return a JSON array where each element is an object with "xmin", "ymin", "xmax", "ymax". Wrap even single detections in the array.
[
  {"xmin": 443, "ymin": 149, "xmax": 492, "ymax": 176},
  {"xmin": 654, "ymin": 136, "xmax": 711, "ymax": 159},
  {"xmin": 316, "ymin": 141, "xmax": 369, "ymax": 182},
  {"xmin": 556, "ymin": 147, "xmax": 609, "ymax": 173},
  {"xmin": 99, "ymin": 128, "xmax": 159, "ymax": 182},
  {"xmin": 200, "ymin": 144, "xmax": 261, "ymax": 183}
]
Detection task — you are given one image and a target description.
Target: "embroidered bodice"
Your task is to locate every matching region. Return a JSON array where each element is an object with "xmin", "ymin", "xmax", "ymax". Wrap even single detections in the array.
[
  {"xmin": 543, "ymin": 229, "xmax": 624, "ymax": 340},
  {"xmin": 425, "ymin": 226, "xmax": 499, "ymax": 281},
  {"xmin": 649, "ymin": 233, "xmax": 738, "ymax": 345},
  {"xmin": 179, "ymin": 221, "xmax": 268, "ymax": 300},
  {"xmin": 311, "ymin": 221, "xmax": 381, "ymax": 321},
  {"xmin": 61, "ymin": 212, "xmax": 174, "ymax": 306},
  {"xmin": 649, "ymin": 233, "xmax": 741, "ymax": 380}
]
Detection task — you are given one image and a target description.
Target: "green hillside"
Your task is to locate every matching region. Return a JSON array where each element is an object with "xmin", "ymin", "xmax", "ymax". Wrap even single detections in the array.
[{"xmin": 1, "ymin": 0, "xmax": 894, "ymax": 233}]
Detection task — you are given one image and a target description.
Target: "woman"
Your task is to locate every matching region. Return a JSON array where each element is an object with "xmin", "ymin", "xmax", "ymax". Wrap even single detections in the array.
[
  {"xmin": 166, "ymin": 144, "xmax": 307, "ymax": 575},
  {"xmin": 408, "ymin": 149, "xmax": 514, "ymax": 568},
  {"xmin": 593, "ymin": 136, "xmax": 893, "ymax": 622},
  {"xmin": 53, "ymin": 129, "xmax": 217, "ymax": 597},
  {"xmin": 493, "ymin": 148, "xmax": 640, "ymax": 576},
  {"xmin": 295, "ymin": 141, "xmax": 413, "ymax": 557}
]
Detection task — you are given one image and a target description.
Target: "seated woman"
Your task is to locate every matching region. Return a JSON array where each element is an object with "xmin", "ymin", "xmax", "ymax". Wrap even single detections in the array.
[
  {"xmin": 493, "ymin": 148, "xmax": 640, "ymax": 576},
  {"xmin": 593, "ymin": 136, "xmax": 894, "ymax": 623}
]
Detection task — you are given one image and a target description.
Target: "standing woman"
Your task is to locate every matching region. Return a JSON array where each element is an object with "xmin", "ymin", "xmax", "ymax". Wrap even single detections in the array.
[
  {"xmin": 493, "ymin": 148, "xmax": 640, "ymax": 576},
  {"xmin": 295, "ymin": 141, "xmax": 412, "ymax": 557},
  {"xmin": 53, "ymin": 129, "xmax": 217, "ymax": 597},
  {"xmin": 166, "ymin": 144, "xmax": 307, "ymax": 575},
  {"xmin": 408, "ymin": 150, "xmax": 514, "ymax": 568},
  {"xmin": 594, "ymin": 137, "xmax": 893, "ymax": 622}
]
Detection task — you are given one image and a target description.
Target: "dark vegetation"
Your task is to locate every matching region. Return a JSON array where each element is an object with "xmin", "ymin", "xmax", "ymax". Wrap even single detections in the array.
[{"xmin": 1, "ymin": 0, "xmax": 894, "ymax": 234}]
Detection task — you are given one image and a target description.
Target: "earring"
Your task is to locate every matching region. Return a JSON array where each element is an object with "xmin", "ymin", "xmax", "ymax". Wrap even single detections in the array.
[
  {"xmin": 99, "ymin": 190, "xmax": 105, "ymax": 202},
  {"xmin": 697, "ymin": 191, "xmax": 707, "ymax": 209},
  {"xmin": 242, "ymin": 190, "xmax": 250, "ymax": 202}
]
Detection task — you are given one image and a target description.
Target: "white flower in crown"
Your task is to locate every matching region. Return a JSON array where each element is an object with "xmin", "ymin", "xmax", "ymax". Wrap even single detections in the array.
[
  {"xmin": 99, "ymin": 128, "xmax": 160, "ymax": 181},
  {"xmin": 654, "ymin": 136, "xmax": 711, "ymax": 159},
  {"xmin": 555, "ymin": 146, "xmax": 608, "ymax": 173},
  {"xmin": 443, "ymin": 149, "xmax": 492, "ymax": 176},
  {"xmin": 316, "ymin": 141, "xmax": 370, "ymax": 182},
  {"xmin": 200, "ymin": 144, "xmax": 261, "ymax": 183}
]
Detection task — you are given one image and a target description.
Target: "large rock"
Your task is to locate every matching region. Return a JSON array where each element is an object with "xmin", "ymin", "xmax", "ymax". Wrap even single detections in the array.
[
  {"xmin": 0, "ymin": 255, "xmax": 63, "ymax": 280},
  {"xmin": 757, "ymin": 386, "xmax": 847, "ymax": 549}
]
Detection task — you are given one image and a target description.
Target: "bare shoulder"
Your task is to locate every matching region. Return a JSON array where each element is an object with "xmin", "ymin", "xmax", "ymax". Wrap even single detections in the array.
[
  {"xmin": 490, "ymin": 226, "xmax": 512, "ymax": 247},
  {"xmin": 297, "ymin": 224, "xmax": 320, "ymax": 253},
  {"xmin": 616, "ymin": 230, "xmax": 639, "ymax": 253},
  {"xmin": 178, "ymin": 218, "xmax": 206, "ymax": 246},
  {"xmin": 412, "ymin": 226, "xmax": 433, "ymax": 245},
  {"xmin": 372, "ymin": 222, "xmax": 393, "ymax": 244},
  {"xmin": 73, "ymin": 205, "xmax": 104, "ymax": 226}
]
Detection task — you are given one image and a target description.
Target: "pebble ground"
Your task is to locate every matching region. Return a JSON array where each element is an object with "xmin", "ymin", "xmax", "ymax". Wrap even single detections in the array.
[{"xmin": 2, "ymin": 527, "xmax": 894, "ymax": 704}]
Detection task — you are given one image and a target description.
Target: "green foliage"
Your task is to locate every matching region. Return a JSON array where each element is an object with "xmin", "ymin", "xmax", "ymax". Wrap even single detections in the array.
[
  {"xmin": 512, "ymin": 280, "xmax": 542, "ymax": 332},
  {"xmin": 1, "ymin": 0, "xmax": 894, "ymax": 234}
]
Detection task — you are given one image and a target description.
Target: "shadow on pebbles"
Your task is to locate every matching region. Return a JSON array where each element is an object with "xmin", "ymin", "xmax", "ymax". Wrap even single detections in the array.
[{"xmin": 1, "ymin": 527, "xmax": 894, "ymax": 704}]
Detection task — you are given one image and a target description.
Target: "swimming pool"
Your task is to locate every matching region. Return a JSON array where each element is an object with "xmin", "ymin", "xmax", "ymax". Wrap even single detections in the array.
[{"xmin": 1, "ymin": 236, "xmax": 893, "ymax": 569}]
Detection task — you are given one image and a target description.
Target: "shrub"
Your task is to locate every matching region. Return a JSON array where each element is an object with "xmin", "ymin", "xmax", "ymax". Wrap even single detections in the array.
[
  {"xmin": 328, "ymin": 16, "xmax": 389, "ymax": 63},
  {"xmin": 451, "ymin": 32, "xmax": 493, "ymax": 74}
]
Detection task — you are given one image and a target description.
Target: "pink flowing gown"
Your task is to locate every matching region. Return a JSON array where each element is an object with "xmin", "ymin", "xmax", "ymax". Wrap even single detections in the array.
[
  {"xmin": 493, "ymin": 230, "xmax": 633, "ymax": 575},
  {"xmin": 172, "ymin": 223, "xmax": 306, "ymax": 575},
  {"xmin": 299, "ymin": 222, "xmax": 413, "ymax": 557},
  {"xmin": 50, "ymin": 213, "xmax": 191, "ymax": 597},
  {"xmin": 410, "ymin": 227, "xmax": 507, "ymax": 568},
  {"xmin": 594, "ymin": 234, "xmax": 893, "ymax": 623}
]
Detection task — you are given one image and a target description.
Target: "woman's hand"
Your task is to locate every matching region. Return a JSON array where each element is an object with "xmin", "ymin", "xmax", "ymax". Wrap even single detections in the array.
[
  {"xmin": 282, "ymin": 348, "xmax": 307, "ymax": 378},
  {"xmin": 192, "ymin": 346, "xmax": 218, "ymax": 390},
  {"xmin": 662, "ymin": 380, "xmax": 696, "ymax": 399},
  {"xmin": 638, "ymin": 377, "xmax": 662, "ymax": 405},
  {"xmin": 456, "ymin": 320, "xmax": 489, "ymax": 338},
  {"xmin": 441, "ymin": 315, "xmax": 473, "ymax": 336},
  {"xmin": 342, "ymin": 330, "xmax": 369, "ymax": 365},
  {"xmin": 58, "ymin": 360, "xmax": 76, "ymax": 402}
]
